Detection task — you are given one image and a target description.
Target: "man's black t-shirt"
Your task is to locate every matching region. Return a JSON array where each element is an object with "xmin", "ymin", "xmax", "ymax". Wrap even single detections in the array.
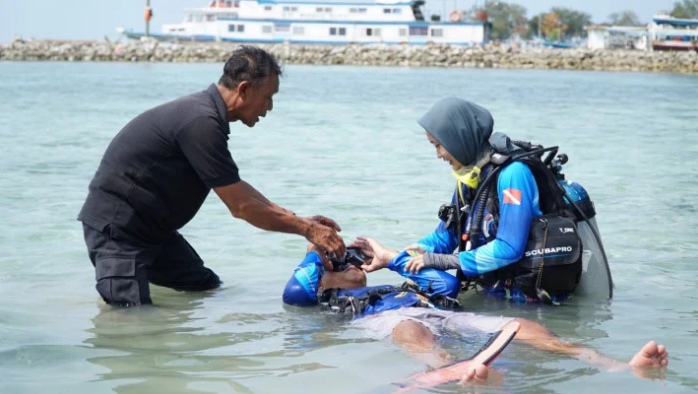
[{"xmin": 79, "ymin": 84, "xmax": 240, "ymax": 244}]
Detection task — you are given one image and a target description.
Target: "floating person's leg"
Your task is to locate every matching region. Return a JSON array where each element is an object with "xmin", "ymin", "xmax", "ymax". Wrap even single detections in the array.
[
  {"xmin": 442, "ymin": 314, "xmax": 668, "ymax": 377},
  {"xmin": 512, "ymin": 318, "xmax": 668, "ymax": 375},
  {"xmin": 391, "ymin": 319, "xmax": 450, "ymax": 368},
  {"xmin": 390, "ymin": 318, "xmax": 520, "ymax": 392}
]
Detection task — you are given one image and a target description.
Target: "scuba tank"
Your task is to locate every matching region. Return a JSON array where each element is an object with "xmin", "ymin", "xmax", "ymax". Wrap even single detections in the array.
[{"xmin": 559, "ymin": 178, "xmax": 613, "ymax": 299}]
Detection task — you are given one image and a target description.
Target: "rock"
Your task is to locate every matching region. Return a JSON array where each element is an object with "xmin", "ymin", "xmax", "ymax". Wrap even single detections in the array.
[{"xmin": 0, "ymin": 39, "xmax": 695, "ymax": 74}]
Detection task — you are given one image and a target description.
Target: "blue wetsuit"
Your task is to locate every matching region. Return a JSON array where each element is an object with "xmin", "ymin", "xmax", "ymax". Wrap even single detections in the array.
[
  {"xmin": 282, "ymin": 251, "xmax": 460, "ymax": 314},
  {"xmin": 404, "ymin": 162, "xmax": 547, "ymax": 302}
]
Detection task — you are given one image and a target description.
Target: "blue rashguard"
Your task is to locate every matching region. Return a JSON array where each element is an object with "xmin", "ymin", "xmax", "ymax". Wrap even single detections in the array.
[
  {"xmin": 399, "ymin": 162, "xmax": 542, "ymax": 293},
  {"xmin": 282, "ymin": 252, "xmax": 325, "ymax": 306},
  {"xmin": 387, "ymin": 252, "xmax": 460, "ymax": 298}
]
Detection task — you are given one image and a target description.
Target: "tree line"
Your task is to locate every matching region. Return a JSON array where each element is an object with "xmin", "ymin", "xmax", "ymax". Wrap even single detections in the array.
[{"xmin": 444, "ymin": 0, "xmax": 698, "ymax": 41}]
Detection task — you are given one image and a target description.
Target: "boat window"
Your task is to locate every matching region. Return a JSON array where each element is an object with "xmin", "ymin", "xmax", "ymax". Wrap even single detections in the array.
[
  {"xmin": 194, "ymin": 14, "xmax": 204, "ymax": 22},
  {"xmin": 393, "ymin": 8, "xmax": 402, "ymax": 14},
  {"xmin": 366, "ymin": 28, "xmax": 380, "ymax": 36},
  {"xmin": 431, "ymin": 28, "xmax": 443, "ymax": 37},
  {"xmin": 339, "ymin": 27, "xmax": 346, "ymax": 36},
  {"xmin": 264, "ymin": 6, "xmax": 272, "ymax": 11},
  {"xmin": 292, "ymin": 7, "xmax": 298, "ymax": 11},
  {"xmin": 350, "ymin": 8, "xmax": 357, "ymax": 13},
  {"xmin": 262, "ymin": 25, "xmax": 273, "ymax": 33},
  {"xmin": 316, "ymin": 7, "xmax": 323, "ymax": 12},
  {"xmin": 358, "ymin": 8, "xmax": 367, "ymax": 13},
  {"xmin": 293, "ymin": 26, "xmax": 304, "ymax": 35},
  {"xmin": 206, "ymin": 14, "xmax": 216, "ymax": 22},
  {"xmin": 275, "ymin": 24, "xmax": 290, "ymax": 32},
  {"xmin": 237, "ymin": 24, "xmax": 245, "ymax": 32},
  {"xmin": 383, "ymin": 8, "xmax": 391, "ymax": 14},
  {"xmin": 399, "ymin": 28, "xmax": 407, "ymax": 36},
  {"xmin": 228, "ymin": 24, "xmax": 236, "ymax": 32},
  {"xmin": 283, "ymin": 6, "xmax": 290, "ymax": 11},
  {"xmin": 185, "ymin": 15, "xmax": 193, "ymax": 22},
  {"xmin": 330, "ymin": 27, "xmax": 337, "ymax": 35},
  {"xmin": 409, "ymin": 26, "xmax": 428, "ymax": 36},
  {"xmin": 325, "ymin": 7, "xmax": 332, "ymax": 12}
]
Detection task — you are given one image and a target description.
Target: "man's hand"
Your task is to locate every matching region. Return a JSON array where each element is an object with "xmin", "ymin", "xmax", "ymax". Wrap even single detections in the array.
[
  {"xmin": 306, "ymin": 215, "xmax": 342, "ymax": 232},
  {"xmin": 304, "ymin": 219, "xmax": 345, "ymax": 259},
  {"xmin": 307, "ymin": 243, "xmax": 333, "ymax": 271},
  {"xmin": 348, "ymin": 236, "xmax": 397, "ymax": 273}
]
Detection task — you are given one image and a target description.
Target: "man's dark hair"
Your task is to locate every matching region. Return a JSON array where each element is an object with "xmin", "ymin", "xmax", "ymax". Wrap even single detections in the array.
[{"xmin": 218, "ymin": 45, "xmax": 282, "ymax": 89}]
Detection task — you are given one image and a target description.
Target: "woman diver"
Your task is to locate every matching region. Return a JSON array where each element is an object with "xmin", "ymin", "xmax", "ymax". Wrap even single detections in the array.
[{"xmin": 353, "ymin": 97, "xmax": 594, "ymax": 303}]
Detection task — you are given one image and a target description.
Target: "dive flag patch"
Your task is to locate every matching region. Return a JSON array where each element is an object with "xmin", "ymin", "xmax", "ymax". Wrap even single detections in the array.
[{"xmin": 503, "ymin": 189, "xmax": 522, "ymax": 205}]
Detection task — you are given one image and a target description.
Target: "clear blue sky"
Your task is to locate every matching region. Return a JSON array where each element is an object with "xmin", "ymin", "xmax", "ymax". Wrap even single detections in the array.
[{"xmin": 0, "ymin": 0, "xmax": 676, "ymax": 42}]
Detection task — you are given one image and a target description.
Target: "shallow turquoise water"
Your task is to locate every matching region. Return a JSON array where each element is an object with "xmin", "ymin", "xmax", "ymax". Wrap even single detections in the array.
[{"xmin": 1, "ymin": 62, "xmax": 697, "ymax": 393}]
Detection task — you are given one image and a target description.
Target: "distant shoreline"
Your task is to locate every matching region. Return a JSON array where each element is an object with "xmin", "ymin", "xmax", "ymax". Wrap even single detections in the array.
[{"xmin": 2, "ymin": 39, "xmax": 696, "ymax": 74}]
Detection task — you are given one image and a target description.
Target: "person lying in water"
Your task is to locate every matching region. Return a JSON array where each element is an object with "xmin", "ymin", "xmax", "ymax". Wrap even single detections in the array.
[{"xmin": 282, "ymin": 242, "xmax": 668, "ymax": 383}]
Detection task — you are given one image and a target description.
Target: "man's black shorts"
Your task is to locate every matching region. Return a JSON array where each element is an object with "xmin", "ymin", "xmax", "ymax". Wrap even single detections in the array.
[{"xmin": 83, "ymin": 224, "xmax": 221, "ymax": 306}]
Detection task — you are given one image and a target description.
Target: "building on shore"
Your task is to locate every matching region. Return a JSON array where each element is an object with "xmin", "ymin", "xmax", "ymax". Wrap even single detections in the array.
[
  {"xmin": 585, "ymin": 26, "xmax": 649, "ymax": 50},
  {"xmin": 117, "ymin": 0, "xmax": 491, "ymax": 45},
  {"xmin": 585, "ymin": 14, "xmax": 698, "ymax": 51}
]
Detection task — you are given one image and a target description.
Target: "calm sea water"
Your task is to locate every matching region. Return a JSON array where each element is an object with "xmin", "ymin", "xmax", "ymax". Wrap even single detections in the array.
[{"xmin": 0, "ymin": 62, "xmax": 697, "ymax": 394}]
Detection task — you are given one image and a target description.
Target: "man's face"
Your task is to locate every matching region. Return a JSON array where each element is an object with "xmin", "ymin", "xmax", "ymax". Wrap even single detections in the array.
[
  {"xmin": 322, "ymin": 265, "xmax": 367, "ymax": 290},
  {"xmin": 236, "ymin": 72, "xmax": 279, "ymax": 127}
]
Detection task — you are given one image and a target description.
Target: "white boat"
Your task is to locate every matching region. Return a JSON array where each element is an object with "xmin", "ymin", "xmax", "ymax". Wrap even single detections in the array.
[
  {"xmin": 649, "ymin": 14, "xmax": 698, "ymax": 51},
  {"xmin": 117, "ymin": 0, "xmax": 491, "ymax": 45}
]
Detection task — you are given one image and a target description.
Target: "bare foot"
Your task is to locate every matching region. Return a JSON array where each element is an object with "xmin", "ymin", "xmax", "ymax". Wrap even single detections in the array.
[
  {"xmin": 629, "ymin": 341, "xmax": 669, "ymax": 369},
  {"xmin": 628, "ymin": 341, "xmax": 668, "ymax": 380},
  {"xmin": 459, "ymin": 363, "xmax": 489, "ymax": 384}
]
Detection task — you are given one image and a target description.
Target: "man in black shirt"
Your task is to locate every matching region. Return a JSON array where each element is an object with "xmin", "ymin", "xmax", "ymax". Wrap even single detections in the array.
[{"xmin": 79, "ymin": 46, "xmax": 345, "ymax": 307}]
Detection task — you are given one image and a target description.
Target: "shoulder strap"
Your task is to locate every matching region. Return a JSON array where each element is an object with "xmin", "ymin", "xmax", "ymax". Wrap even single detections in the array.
[{"xmin": 518, "ymin": 157, "xmax": 572, "ymax": 217}]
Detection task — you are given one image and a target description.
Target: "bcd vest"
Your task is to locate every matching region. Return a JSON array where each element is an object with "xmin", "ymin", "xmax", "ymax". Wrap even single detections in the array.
[
  {"xmin": 456, "ymin": 147, "xmax": 583, "ymax": 300},
  {"xmin": 318, "ymin": 281, "xmax": 461, "ymax": 317}
]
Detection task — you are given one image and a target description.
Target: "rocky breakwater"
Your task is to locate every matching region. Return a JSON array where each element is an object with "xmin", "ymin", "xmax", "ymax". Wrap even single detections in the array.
[{"xmin": 2, "ymin": 39, "xmax": 697, "ymax": 74}]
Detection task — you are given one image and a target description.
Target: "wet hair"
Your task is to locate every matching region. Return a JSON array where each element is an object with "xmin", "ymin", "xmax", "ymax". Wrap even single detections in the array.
[{"xmin": 218, "ymin": 45, "xmax": 282, "ymax": 89}]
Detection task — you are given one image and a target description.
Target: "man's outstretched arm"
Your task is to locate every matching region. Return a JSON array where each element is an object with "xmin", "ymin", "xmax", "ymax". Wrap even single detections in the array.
[{"xmin": 214, "ymin": 181, "xmax": 346, "ymax": 257}]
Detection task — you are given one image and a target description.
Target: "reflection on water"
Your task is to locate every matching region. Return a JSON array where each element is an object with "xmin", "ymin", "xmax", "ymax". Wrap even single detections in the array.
[
  {"xmin": 83, "ymin": 290, "xmax": 379, "ymax": 393},
  {"xmin": 82, "ymin": 288, "xmax": 621, "ymax": 394},
  {"xmin": 1, "ymin": 62, "xmax": 697, "ymax": 393}
]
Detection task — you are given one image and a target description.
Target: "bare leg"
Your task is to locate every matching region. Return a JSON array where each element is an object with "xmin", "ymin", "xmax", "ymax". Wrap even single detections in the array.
[
  {"xmin": 391, "ymin": 320, "xmax": 450, "ymax": 368},
  {"xmin": 513, "ymin": 318, "xmax": 669, "ymax": 376},
  {"xmin": 391, "ymin": 321, "xmax": 497, "ymax": 387}
]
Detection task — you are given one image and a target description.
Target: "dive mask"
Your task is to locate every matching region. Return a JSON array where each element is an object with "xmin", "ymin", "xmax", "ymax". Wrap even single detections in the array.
[{"xmin": 330, "ymin": 247, "xmax": 368, "ymax": 272}]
